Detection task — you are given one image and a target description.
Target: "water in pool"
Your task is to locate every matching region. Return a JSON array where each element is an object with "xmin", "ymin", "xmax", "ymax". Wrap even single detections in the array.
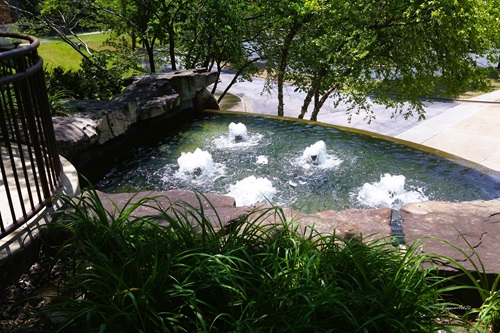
[{"xmin": 96, "ymin": 113, "xmax": 500, "ymax": 213}]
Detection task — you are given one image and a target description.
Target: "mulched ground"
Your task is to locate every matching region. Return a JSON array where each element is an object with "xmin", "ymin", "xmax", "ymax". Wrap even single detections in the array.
[{"xmin": 0, "ymin": 250, "xmax": 64, "ymax": 333}]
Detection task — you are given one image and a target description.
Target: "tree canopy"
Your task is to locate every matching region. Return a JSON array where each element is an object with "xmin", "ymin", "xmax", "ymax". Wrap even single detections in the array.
[
  {"xmin": 8, "ymin": 0, "xmax": 500, "ymax": 120},
  {"xmin": 262, "ymin": 0, "xmax": 500, "ymax": 120}
]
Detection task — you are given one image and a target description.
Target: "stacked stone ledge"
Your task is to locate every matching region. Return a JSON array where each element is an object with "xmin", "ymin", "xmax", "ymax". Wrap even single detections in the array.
[{"xmin": 53, "ymin": 69, "xmax": 219, "ymax": 158}]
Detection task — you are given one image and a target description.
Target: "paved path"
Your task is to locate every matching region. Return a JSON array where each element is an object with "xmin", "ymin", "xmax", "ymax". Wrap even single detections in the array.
[
  {"xmin": 395, "ymin": 91, "xmax": 500, "ymax": 173},
  {"xmin": 215, "ymin": 73, "xmax": 500, "ymax": 176}
]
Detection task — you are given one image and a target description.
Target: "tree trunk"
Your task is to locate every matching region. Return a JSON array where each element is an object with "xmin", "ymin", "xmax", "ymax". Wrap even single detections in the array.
[
  {"xmin": 311, "ymin": 105, "xmax": 320, "ymax": 121},
  {"xmin": 131, "ymin": 32, "xmax": 136, "ymax": 51},
  {"xmin": 277, "ymin": 21, "xmax": 301, "ymax": 117},
  {"xmin": 168, "ymin": 25, "xmax": 176, "ymax": 71},
  {"xmin": 310, "ymin": 90, "xmax": 320, "ymax": 121},
  {"xmin": 300, "ymin": 70, "xmax": 323, "ymax": 119},
  {"xmin": 216, "ymin": 58, "xmax": 261, "ymax": 101},
  {"xmin": 211, "ymin": 61, "xmax": 221, "ymax": 95},
  {"xmin": 277, "ymin": 67, "xmax": 286, "ymax": 116},
  {"xmin": 298, "ymin": 88, "xmax": 314, "ymax": 119},
  {"xmin": 144, "ymin": 40, "xmax": 156, "ymax": 73},
  {"xmin": 310, "ymin": 86, "xmax": 337, "ymax": 121}
]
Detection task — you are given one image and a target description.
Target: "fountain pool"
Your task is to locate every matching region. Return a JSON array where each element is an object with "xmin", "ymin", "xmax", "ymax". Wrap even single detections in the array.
[{"xmin": 96, "ymin": 112, "xmax": 500, "ymax": 213}]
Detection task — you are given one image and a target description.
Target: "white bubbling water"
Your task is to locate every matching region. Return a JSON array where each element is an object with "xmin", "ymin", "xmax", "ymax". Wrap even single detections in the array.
[
  {"xmin": 296, "ymin": 140, "xmax": 342, "ymax": 170},
  {"xmin": 356, "ymin": 173, "xmax": 428, "ymax": 209},
  {"xmin": 229, "ymin": 122, "xmax": 249, "ymax": 142},
  {"xmin": 227, "ymin": 176, "xmax": 276, "ymax": 206},
  {"xmin": 175, "ymin": 148, "xmax": 215, "ymax": 179},
  {"xmin": 256, "ymin": 155, "xmax": 268, "ymax": 165},
  {"xmin": 302, "ymin": 140, "xmax": 328, "ymax": 164},
  {"xmin": 213, "ymin": 122, "xmax": 263, "ymax": 149}
]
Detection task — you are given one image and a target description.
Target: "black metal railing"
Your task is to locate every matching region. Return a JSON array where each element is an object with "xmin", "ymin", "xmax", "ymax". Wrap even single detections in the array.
[{"xmin": 0, "ymin": 32, "xmax": 62, "ymax": 238}]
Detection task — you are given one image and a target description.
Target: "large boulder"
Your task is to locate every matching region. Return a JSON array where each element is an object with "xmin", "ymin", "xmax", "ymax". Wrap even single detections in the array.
[
  {"xmin": 52, "ymin": 116, "xmax": 98, "ymax": 157},
  {"xmin": 114, "ymin": 69, "xmax": 219, "ymax": 120},
  {"xmin": 114, "ymin": 74, "xmax": 180, "ymax": 120}
]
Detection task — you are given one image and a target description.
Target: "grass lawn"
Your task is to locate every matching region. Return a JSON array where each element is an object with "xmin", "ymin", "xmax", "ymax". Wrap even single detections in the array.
[
  {"xmin": 38, "ymin": 32, "xmax": 110, "ymax": 70},
  {"xmin": 459, "ymin": 69, "xmax": 500, "ymax": 99}
]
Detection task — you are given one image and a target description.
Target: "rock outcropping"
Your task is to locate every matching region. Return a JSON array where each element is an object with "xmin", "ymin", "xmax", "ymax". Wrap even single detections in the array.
[
  {"xmin": 53, "ymin": 69, "xmax": 218, "ymax": 159},
  {"xmin": 51, "ymin": 69, "xmax": 219, "ymax": 179}
]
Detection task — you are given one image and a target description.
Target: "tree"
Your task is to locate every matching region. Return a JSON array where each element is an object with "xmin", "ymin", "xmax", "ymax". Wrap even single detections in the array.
[
  {"xmin": 256, "ymin": 0, "xmax": 317, "ymax": 117},
  {"xmin": 264, "ymin": 0, "xmax": 500, "ymax": 120},
  {"xmin": 178, "ymin": 0, "xmax": 264, "ymax": 101},
  {"xmin": 6, "ymin": 0, "xmax": 97, "ymax": 60},
  {"xmin": 92, "ymin": 0, "xmax": 166, "ymax": 73},
  {"xmin": 10, "ymin": 0, "xmax": 500, "ymax": 120},
  {"xmin": 152, "ymin": 0, "xmax": 195, "ymax": 71}
]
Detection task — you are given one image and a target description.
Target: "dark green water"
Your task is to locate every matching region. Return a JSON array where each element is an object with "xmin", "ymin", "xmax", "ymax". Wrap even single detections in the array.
[{"xmin": 96, "ymin": 113, "xmax": 500, "ymax": 213}]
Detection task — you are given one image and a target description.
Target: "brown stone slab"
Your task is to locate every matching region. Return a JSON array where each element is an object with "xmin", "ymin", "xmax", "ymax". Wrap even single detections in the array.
[
  {"xmin": 401, "ymin": 199, "xmax": 500, "ymax": 273},
  {"xmin": 96, "ymin": 190, "xmax": 253, "ymax": 231},
  {"xmin": 95, "ymin": 190, "xmax": 392, "ymax": 243},
  {"xmin": 292, "ymin": 208, "xmax": 392, "ymax": 241}
]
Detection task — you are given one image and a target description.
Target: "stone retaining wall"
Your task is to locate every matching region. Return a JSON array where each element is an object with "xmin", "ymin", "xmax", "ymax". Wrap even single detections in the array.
[{"xmin": 52, "ymin": 69, "xmax": 218, "ymax": 180}]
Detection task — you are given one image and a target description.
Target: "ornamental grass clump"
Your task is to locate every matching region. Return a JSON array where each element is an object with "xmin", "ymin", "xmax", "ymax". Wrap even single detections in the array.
[{"xmin": 42, "ymin": 189, "xmax": 467, "ymax": 332}]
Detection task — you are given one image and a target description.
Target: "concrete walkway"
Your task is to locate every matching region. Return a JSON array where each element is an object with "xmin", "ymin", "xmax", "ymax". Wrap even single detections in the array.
[
  {"xmin": 216, "ymin": 74, "xmax": 500, "ymax": 177},
  {"xmin": 0, "ymin": 156, "xmax": 79, "ymax": 261},
  {"xmin": 395, "ymin": 91, "xmax": 500, "ymax": 173}
]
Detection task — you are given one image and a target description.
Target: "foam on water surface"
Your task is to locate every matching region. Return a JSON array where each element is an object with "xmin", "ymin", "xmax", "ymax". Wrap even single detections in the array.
[
  {"xmin": 256, "ymin": 155, "xmax": 268, "ymax": 165},
  {"xmin": 296, "ymin": 140, "xmax": 342, "ymax": 170},
  {"xmin": 227, "ymin": 176, "xmax": 276, "ymax": 206},
  {"xmin": 229, "ymin": 122, "xmax": 249, "ymax": 142},
  {"xmin": 175, "ymin": 148, "xmax": 215, "ymax": 179},
  {"xmin": 356, "ymin": 173, "xmax": 428, "ymax": 209},
  {"xmin": 213, "ymin": 122, "xmax": 263, "ymax": 149}
]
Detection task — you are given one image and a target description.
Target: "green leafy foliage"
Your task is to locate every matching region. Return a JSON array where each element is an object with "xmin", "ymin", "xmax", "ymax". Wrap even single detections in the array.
[
  {"xmin": 477, "ymin": 288, "xmax": 500, "ymax": 333},
  {"xmin": 14, "ymin": 0, "xmax": 500, "ymax": 120},
  {"xmin": 39, "ymin": 189, "xmax": 468, "ymax": 332},
  {"xmin": 44, "ymin": 53, "xmax": 124, "ymax": 105},
  {"xmin": 269, "ymin": 0, "xmax": 500, "ymax": 121}
]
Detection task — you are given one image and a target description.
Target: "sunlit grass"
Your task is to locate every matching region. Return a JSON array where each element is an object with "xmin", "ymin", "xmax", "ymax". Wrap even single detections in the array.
[{"xmin": 38, "ymin": 32, "xmax": 111, "ymax": 70}]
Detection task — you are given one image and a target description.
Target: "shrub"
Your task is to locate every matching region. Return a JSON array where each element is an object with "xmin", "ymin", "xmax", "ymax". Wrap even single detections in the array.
[
  {"xmin": 433, "ymin": 235, "xmax": 500, "ymax": 333},
  {"xmin": 40, "ymin": 189, "xmax": 467, "ymax": 332},
  {"xmin": 44, "ymin": 52, "xmax": 124, "ymax": 110}
]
